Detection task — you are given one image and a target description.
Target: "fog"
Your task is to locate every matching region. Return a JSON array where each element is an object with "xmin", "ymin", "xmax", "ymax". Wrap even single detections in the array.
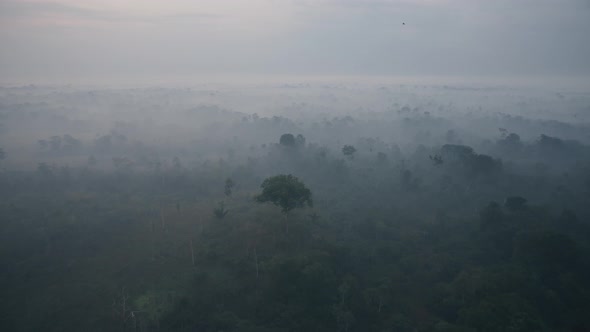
[
  {"xmin": 2, "ymin": 1, "xmax": 590, "ymax": 332},
  {"xmin": 2, "ymin": 79, "xmax": 590, "ymax": 331},
  {"xmin": 2, "ymin": 81, "xmax": 590, "ymax": 171},
  {"xmin": 2, "ymin": 0, "xmax": 590, "ymax": 82}
]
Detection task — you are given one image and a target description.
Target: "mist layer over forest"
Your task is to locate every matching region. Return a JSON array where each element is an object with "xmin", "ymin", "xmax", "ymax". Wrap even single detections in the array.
[{"xmin": 1, "ymin": 81, "xmax": 590, "ymax": 331}]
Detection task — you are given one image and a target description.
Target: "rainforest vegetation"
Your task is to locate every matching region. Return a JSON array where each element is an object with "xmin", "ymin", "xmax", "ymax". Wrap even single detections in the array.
[{"xmin": 1, "ymin": 84, "xmax": 590, "ymax": 331}]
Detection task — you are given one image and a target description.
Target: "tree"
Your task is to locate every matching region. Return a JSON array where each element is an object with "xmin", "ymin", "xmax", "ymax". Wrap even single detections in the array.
[
  {"xmin": 470, "ymin": 154, "xmax": 501, "ymax": 175},
  {"xmin": 49, "ymin": 135, "xmax": 62, "ymax": 151},
  {"xmin": 441, "ymin": 144, "xmax": 474, "ymax": 159},
  {"xmin": 479, "ymin": 201, "xmax": 504, "ymax": 231},
  {"xmin": 441, "ymin": 144, "xmax": 501, "ymax": 175},
  {"xmin": 62, "ymin": 134, "xmax": 81, "ymax": 151},
  {"xmin": 213, "ymin": 201, "xmax": 229, "ymax": 219},
  {"xmin": 515, "ymin": 231, "xmax": 579, "ymax": 273},
  {"xmin": 296, "ymin": 134, "xmax": 306, "ymax": 148},
  {"xmin": 429, "ymin": 154, "xmax": 443, "ymax": 166},
  {"xmin": 538, "ymin": 134, "xmax": 563, "ymax": 149},
  {"xmin": 342, "ymin": 145, "xmax": 356, "ymax": 159},
  {"xmin": 499, "ymin": 133, "xmax": 522, "ymax": 150},
  {"xmin": 224, "ymin": 178, "xmax": 235, "ymax": 197},
  {"xmin": 280, "ymin": 133, "xmax": 296, "ymax": 147},
  {"xmin": 256, "ymin": 174, "xmax": 313, "ymax": 214}
]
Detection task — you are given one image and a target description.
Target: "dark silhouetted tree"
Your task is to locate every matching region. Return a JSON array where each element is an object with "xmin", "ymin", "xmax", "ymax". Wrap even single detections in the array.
[
  {"xmin": 515, "ymin": 231, "xmax": 579, "ymax": 275},
  {"xmin": 429, "ymin": 154, "xmax": 444, "ymax": 166},
  {"xmin": 280, "ymin": 133, "xmax": 296, "ymax": 147},
  {"xmin": 342, "ymin": 145, "xmax": 356, "ymax": 159},
  {"xmin": 441, "ymin": 144, "xmax": 474, "ymax": 160},
  {"xmin": 213, "ymin": 201, "xmax": 229, "ymax": 219},
  {"xmin": 538, "ymin": 134, "xmax": 563, "ymax": 149},
  {"xmin": 296, "ymin": 134, "xmax": 306, "ymax": 148},
  {"xmin": 256, "ymin": 174, "xmax": 313, "ymax": 214},
  {"xmin": 470, "ymin": 154, "xmax": 502, "ymax": 174},
  {"xmin": 224, "ymin": 178, "xmax": 235, "ymax": 197}
]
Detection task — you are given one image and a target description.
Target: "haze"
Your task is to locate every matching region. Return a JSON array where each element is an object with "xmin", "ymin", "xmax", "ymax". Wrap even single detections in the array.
[
  {"xmin": 1, "ymin": 0, "xmax": 590, "ymax": 84},
  {"xmin": 2, "ymin": 1, "xmax": 590, "ymax": 332}
]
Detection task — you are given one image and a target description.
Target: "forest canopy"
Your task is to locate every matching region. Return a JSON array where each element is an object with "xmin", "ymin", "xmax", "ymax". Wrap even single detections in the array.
[
  {"xmin": 0, "ymin": 83, "xmax": 589, "ymax": 332},
  {"xmin": 255, "ymin": 174, "xmax": 313, "ymax": 214}
]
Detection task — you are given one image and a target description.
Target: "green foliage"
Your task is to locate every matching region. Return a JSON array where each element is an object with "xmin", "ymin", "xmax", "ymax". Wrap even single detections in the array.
[
  {"xmin": 255, "ymin": 174, "xmax": 313, "ymax": 213},
  {"xmin": 3, "ymin": 122, "xmax": 590, "ymax": 332},
  {"xmin": 515, "ymin": 231, "xmax": 579, "ymax": 273}
]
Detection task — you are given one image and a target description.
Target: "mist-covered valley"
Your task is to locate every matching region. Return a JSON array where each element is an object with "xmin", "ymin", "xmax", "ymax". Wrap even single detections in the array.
[{"xmin": 1, "ymin": 81, "xmax": 590, "ymax": 331}]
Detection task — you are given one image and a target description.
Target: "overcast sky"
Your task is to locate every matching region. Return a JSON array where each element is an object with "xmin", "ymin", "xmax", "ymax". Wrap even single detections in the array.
[{"xmin": 1, "ymin": 0, "xmax": 589, "ymax": 84}]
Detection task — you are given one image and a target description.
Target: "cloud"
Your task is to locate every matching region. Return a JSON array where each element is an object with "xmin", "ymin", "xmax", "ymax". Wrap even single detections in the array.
[
  {"xmin": 0, "ymin": 0, "xmax": 218, "ymax": 25},
  {"xmin": 0, "ymin": 0, "xmax": 588, "ymax": 81},
  {"xmin": 0, "ymin": 1, "xmax": 118, "ymax": 20}
]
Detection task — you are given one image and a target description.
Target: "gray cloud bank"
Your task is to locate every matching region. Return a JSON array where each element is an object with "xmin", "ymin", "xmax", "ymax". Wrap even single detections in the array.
[{"xmin": 0, "ymin": 0, "xmax": 589, "ymax": 84}]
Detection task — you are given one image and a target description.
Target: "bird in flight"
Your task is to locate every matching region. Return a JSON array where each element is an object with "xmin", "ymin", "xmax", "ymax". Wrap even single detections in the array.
[{"xmin": 402, "ymin": 22, "xmax": 406, "ymax": 25}]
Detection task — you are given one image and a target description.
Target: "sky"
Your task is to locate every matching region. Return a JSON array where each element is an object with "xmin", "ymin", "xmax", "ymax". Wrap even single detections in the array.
[{"xmin": 0, "ymin": 0, "xmax": 589, "ymax": 84}]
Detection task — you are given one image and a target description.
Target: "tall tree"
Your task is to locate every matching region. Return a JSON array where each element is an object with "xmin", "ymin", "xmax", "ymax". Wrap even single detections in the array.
[
  {"xmin": 280, "ymin": 133, "xmax": 296, "ymax": 148},
  {"xmin": 256, "ymin": 174, "xmax": 313, "ymax": 214}
]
